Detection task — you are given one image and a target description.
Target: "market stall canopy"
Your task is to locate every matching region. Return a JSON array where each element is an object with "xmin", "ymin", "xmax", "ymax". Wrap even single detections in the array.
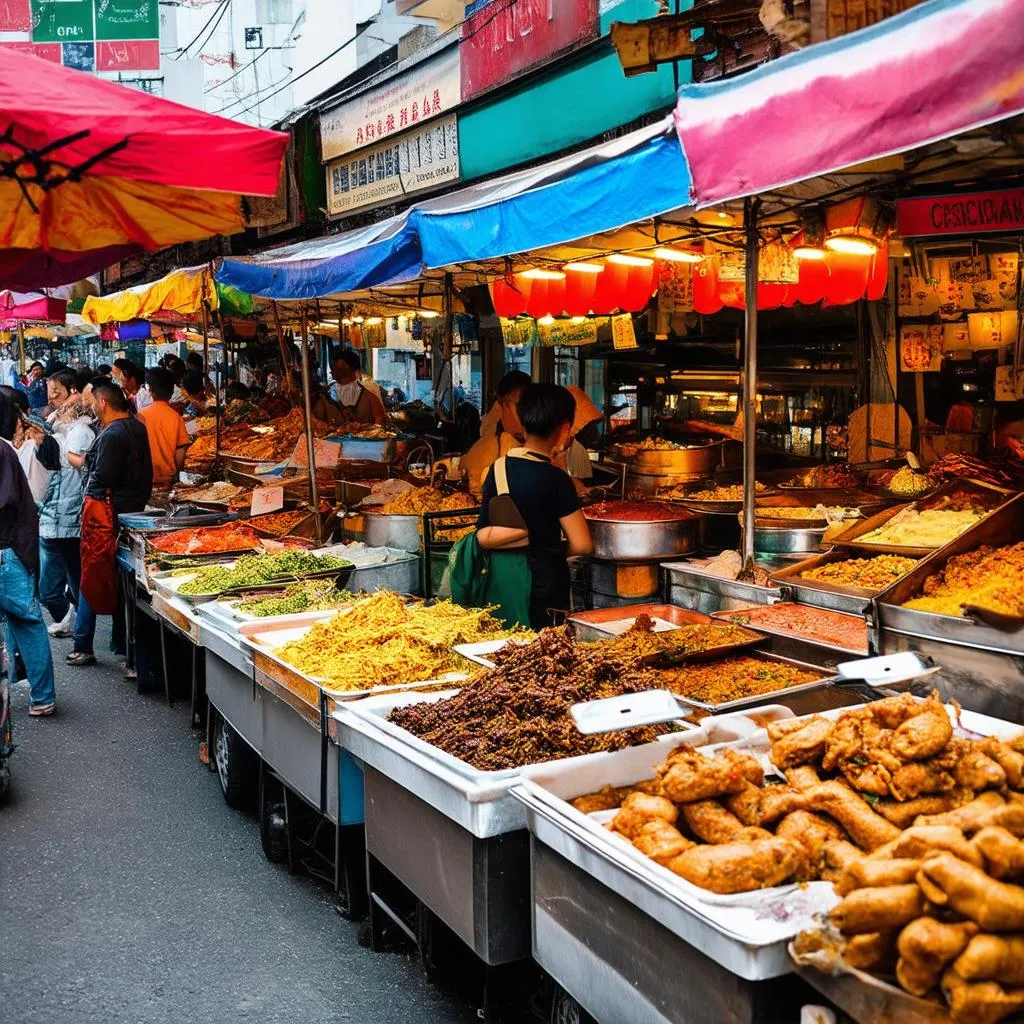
[
  {"xmin": 674, "ymin": 0, "xmax": 1024, "ymax": 207},
  {"xmin": 0, "ymin": 48, "xmax": 288, "ymax": 290},
  {"xmin": 81, "ymin": 266, "xmax": 254, "ymax": 325},
  {"xmin": 0, "ymin": 290, "xmax": 66, "ymax": 323},
  {"xmin": 215, "ymin": 118, "xmax": 691, "ymax": 299}
]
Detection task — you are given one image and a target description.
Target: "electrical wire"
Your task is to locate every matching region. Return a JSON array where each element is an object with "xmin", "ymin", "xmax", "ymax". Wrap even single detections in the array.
[
  {"xmin": 191, "ymin": 0, "xmax": 231, "ymax": 59},
  {"xmin": 165, "ymin": 0, "xmax": 228, "ymax": 59},
  {"xmin": 204, "ymin": 44, "xmax": 269, "ymax": 93}
]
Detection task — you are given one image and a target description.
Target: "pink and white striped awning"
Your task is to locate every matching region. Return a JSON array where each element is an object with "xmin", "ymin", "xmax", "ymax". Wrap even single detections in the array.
[{"xmin": 674, "ymin": 0, "xmax": 1024, "ymax": 208}]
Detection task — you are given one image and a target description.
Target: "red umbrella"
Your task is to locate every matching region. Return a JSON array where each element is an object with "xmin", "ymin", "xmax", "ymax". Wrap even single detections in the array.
[{"xmin": 0, "ymin": 47, "xmax": 288, "ymax": 288}]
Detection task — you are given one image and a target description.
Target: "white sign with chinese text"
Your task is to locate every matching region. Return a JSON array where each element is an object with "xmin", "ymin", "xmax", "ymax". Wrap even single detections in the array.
[
  {"xmin": 327, "ymin": 114, "xmax": 460, "ymax": 217},
  {"xmin": 320, "ymin": 46, "xmax": 461, "ymax": 161}
]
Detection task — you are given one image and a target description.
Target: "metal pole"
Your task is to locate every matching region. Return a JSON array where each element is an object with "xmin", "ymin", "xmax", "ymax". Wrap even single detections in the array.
[
  {"xmin": 17, "ymin": 321, "xmax": 24, "ymax": 375},
  {"xmin": 300, "ymin": 309, "xmax": 322, "ymax": 544},
  {"xmin": 741, "ymin": 197, "xmax": 761, "ymax": 571},
  {"xmin": 203, "ymin": 301, "xmax": 220, "ymax": 472}
]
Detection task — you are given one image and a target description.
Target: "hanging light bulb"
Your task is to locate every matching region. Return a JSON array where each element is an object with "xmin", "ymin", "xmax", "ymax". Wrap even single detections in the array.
[
  {"xmin": 352, "ymin": 316, "xmax": 364, "ymax": 324},
  {"xmin": 607, "ymin": 253, "xmax": 654, "ymax": 267},
  {"xmin": 793, "ymin": 246, "xmax": 827, "ymax": 260},
  {"xmin": 823, "ymin": 197, "xmax": 889, "ymax": 257},
  {"xmin": 792, "ymin": 210, "xmax": 827, "ymax": 260},
  {"xmin": 419, "ymin": 310, "xmax": 440, "ymax": 319},
  {"xmin": 365, "ymin": 317, "xmax": 383, "ymax": 325},
  {"xmin": 537, "ymin": 315, "xmax": 556, "ymax": 326},
  {"xmin": 563, "ymin": 262, "xmax": 604, "ymax": 274},
  {"xmin": 654, "ymin": 246, "xmax": 703, "ymax": 264},
  {"xmin": 824, "ymin": 236, "xmax": 878, "ymax": 256},
  {"xmin": 521, "ymin": 268, "xmax": 566, "ymax": 280}
]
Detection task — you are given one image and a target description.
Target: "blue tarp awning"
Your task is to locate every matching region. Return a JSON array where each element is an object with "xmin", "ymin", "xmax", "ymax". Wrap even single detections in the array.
[{"xmin": 214, "ymin": 117, "xmax": 692, "ymax": 300}]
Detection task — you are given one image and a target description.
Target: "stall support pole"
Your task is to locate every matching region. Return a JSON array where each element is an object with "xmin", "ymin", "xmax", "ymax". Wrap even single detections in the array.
[
  {"xmin": 741, "ymin": 197, "xmax": 761, "ymax": 571},
  {"xmin": 16, "ymin": 321, "xmax": 24, "ymax": 374},
  {"xmin": 271, "ymin": 300, "xmax": 295, "ymax": 397},
  {"xmin": 203, "ymin": 301, "xmax": 220, "ymax": 472},
  {"xmin": 300, "ymin": 310, "xmax": 322, "ymax": 544}
]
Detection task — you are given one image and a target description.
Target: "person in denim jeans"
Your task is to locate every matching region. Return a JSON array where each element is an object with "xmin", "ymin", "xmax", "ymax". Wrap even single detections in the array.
[{"xmin": 0, "ymin": 392, "xmax": 56, "ymax": 715}]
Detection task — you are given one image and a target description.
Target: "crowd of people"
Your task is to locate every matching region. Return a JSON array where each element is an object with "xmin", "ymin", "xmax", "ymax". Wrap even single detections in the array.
[{"xmin": 0, "ymin": 355, "xmax": 195, "ymax": 718}]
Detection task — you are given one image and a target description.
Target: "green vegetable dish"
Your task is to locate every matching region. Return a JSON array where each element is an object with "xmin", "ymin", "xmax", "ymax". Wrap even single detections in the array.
[
  {"xmin": 177, "ymin": 551, "xmax": 350, "ymax": 596},
  {"xmin": 236, "ymin": 579, "xmax": 356, "ymax": 617}
]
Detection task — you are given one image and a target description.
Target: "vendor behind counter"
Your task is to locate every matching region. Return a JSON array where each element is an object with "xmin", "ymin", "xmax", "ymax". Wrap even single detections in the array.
[{"xmin": 462, "ymin": 370, "xmax": 531, "ymax": 495}]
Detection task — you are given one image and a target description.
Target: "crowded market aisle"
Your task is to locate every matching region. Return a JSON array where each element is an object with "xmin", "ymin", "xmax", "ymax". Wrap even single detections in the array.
[{"xmin": 0, "ymin": 648, "xmax": 475, "ymax": 1024}]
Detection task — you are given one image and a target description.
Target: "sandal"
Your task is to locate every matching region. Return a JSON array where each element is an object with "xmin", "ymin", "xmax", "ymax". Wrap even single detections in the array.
[{"xmin": 66, "ymin": 651, "xmax": 96, "ymax": 666}]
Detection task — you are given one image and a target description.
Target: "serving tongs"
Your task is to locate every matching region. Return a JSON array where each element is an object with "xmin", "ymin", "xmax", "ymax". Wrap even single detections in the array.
[{"xmin": 570, "ymin": 652, "xmax": 938, "ymax": 734}]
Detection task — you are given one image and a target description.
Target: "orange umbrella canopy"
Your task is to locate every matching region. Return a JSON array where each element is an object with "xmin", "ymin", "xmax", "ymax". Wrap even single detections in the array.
[{"xmin": 0, "ymin": 47, "xmax": 288, "ymax": 288}]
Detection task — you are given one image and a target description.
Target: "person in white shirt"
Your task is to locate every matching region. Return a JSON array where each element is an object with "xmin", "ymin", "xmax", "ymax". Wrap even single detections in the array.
[{"xmin": 112, "ymin": 358, "xmax": 152, "ymax": 411}]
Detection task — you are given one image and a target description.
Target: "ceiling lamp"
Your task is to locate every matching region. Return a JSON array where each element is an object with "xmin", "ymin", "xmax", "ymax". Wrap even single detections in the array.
[
  {"xmin": 521, "ymin": 268, "xmax": 566, "ymax": 280},
  {"xmin": 352, "ymin": 316, "xmax": 364, "ymax": 323},
  {"xmin": 365, "ymin": 317, "xmax": 383, "ymax": 325},
  {"xmin": 654, "ymin": 246, "xmax": 703, "ymax": 264},
  {"xmin": 607, "ymin": 253, "xmax": 654, "ymax": 267},
  {"xmin": 564, "ymin": 261, "xmax": 604, "ymax": 274},
  {"xmin": 792, "ymin": 211, "xmax": 827, "ymax": 260},
  {"xmin": 341, "ymin": 318, "xmax": 352, "ymax": 325},
  {"xmin": 537, "ymin": 315, "xmax": 556, "ymax": 326},
  {"xmin": 793, "ymin": 246, "xmax": 827, "ymax": 260},
  {"xmin": 824, "ymin": 196, "xmax": 890, "ymax": 257},
  {"xmin": 419, "ymin": 310, "xmax": 440, "ymax": 318}
]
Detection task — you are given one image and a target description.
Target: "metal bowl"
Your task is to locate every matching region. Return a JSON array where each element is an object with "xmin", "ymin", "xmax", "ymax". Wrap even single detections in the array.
[
  {"xmin": 586, "ymin": 512, "xmax": 703, "ymax": 561},
  {"xmin": 363, "ymin": 512, "xmax": 421, "ymax": 553}
]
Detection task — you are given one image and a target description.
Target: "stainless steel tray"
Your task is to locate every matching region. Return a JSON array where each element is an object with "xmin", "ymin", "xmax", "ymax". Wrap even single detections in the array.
[
  {"xmin": 750, "ymin": 523, "xmax": 828, "ymax": 556},
  {"xmin": 661, "ymin": 561, "xmax": 781, "ymax": 616},
  {"xmin": 712, "ymin": 603, "xmax": 870, "ymax": 658},
  {"xmin": 770, "ymin": 550, "xmax": 916, "ymax": 616},
  {"xmin": 876, "ymin": 491, "xmax": 1024, "ymax": 656}
]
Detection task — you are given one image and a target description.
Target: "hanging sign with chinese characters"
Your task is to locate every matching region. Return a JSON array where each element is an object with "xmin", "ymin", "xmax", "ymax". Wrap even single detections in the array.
[
  {"xmin": 327, "ymin": 114, "xmax": 459, "ymax": 216},
  {"xmin": 320, "ymin": 46, "xmax": 462, "ymax": 162}
]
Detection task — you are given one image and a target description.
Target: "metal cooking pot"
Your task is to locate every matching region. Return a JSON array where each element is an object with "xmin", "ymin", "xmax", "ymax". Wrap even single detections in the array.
[
  {"xmin": 613, "ymin": 439, "xmax": 725, "ymax": 474},
  {"xmin": 363, "ymin": 512, "xmax": 421, "ymax": 553},
  {"xmin": 586, "ymin": 512, "xmax": 703, "ymax": 561}
]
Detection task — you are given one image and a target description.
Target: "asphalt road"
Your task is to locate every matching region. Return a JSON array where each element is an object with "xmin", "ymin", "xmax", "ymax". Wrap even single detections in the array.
[{"xmin": 0, "ymin": 633, "xmax": 477, "ymax": 1024}]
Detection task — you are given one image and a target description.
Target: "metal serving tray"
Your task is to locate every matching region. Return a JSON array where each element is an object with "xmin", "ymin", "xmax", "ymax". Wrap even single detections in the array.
[
  {"xmin": 876, "ymin": 492, "xmax": 1024, "ymax": 656},
  {"xmin": 713, "ymin": 602, "xmax": 870, "ymax": 658},
  {"xmin": 770, "ymin": 550, "xmax": 919, "ymax": 616},
  {"xmin": 661, "ymin": 561, "xmax": 781, "ymax": 616},
  {"xmin": 567, "ymin": 604, "xmax": 712, "ymax": 642}
]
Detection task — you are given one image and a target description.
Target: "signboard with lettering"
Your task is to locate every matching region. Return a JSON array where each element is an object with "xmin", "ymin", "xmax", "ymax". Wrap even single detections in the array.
[
  {"xmin": 896, "ymin": 190, "xmax": 1024, "ymax": 237},
  {"xmin": 327, "ymin": 114, "xmax": 459, "ymax": 217},
  {"xmin": 320, "ymin": 46, "xmax": 461, "ymax": 162},
  {"xmin": 461, "ymin": 0, "xmax": 598, "ymax": 101},
  {"xmin": 8, "ymin": 0, "xmax": 159, "ymax": 70}
]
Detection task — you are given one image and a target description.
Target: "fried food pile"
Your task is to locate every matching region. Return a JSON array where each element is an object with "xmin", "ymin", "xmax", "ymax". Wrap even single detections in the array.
[
  {"xmin": 185, "ymin": 408, "xmax": 335, "ymax": 471},
  {"xmin": 756, "ymin": 506, "xmax": 856, "ymax": 522},
  {"xmin": 667, "ymin": 482, "xmax": 769, "ymax": 502},
  {"xmin": 799, "ymin": 554, "xmax": 918, "ymax": 592},
  {"xmin": 903, "ymin": 542, "xmax": 1024, "ymax": 620},
  {"xmin": 377, "ymin": 486, "xmax": 476, "ymax": 515},
  {"xmin": 150, "ymin": 523, "xmax": 263, "ymax": 555},
  {"xmin": 572, "ymin": 693, "xmax": 1024, "ymax": 909},
  {"xmin": 276, "ymin": 591, "xmax": 524, "ymax": 692},
  {"xmin": 388, "ymin": 627, "xmax": 674, "ymax": 771},
  {"xmin": 597, "ymin": 618, "xmax": 760, "ymax": 663},
  {"xmin": 785, "ymin": 464, "xmax": 861, "ymax": 489}
]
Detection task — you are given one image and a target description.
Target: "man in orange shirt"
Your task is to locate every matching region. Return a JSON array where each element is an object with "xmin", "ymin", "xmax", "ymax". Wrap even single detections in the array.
[{"xmin": 138, "ymin": 368, "xmax": 191, "ymax": 502}]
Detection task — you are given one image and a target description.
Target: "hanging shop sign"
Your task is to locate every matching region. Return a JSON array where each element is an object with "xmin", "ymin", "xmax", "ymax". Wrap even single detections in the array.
[
  {"xmin": 327, "ymin": 114, "xmax": 460, "ymax": 217},
  {"xmin": 896, "ymin": 189, "xmax": 1024, "ymax": 237},
  {"xmin": 499, "ymin": 317, "xmax": 602, "ymax": 348},
  {"xmin": 611, "ymin": 313, "xmax": 637, "ymax": 350},
  {"xmin": 461, "ymin": 0, "xmax": 598, "ymax": 101},
  {"xmin": 320, "ymin": 46, "xmax": 461, "ymax": 162}
]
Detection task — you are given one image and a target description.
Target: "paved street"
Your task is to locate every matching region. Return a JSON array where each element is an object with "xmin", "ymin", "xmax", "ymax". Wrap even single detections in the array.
[{"xmin": 0, "ymin": 636, "xmax": 475, "ymax": 1024}]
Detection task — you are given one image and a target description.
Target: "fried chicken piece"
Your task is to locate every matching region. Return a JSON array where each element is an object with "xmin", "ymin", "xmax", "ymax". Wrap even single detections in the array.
[
  {"xmin": 632, "ymin": 820, "xmax": 694, "ymax": 865},
  {"xmin": 835, "ymin": 858, "xmax": 923, "ymax": 897},
  {"xmin": 572, "ymin": 786, "xmax": 631, "ymax": 814},
  {"xmin": 767, "ymin": 717, "xmax": 815, "ymax": 742},
  {"xmin": 895, "ymin": 918, "xmax": 978, "ymax": 997},
  {"xmin": 682, "ymin": 800, "xmax": 748, "ymax": 844},
  {"xmin": 841, "ymin": 760, "xmax": 892, "ymax": 798},
  {"xmin": 657, "ymin": 747, "xmax": 758, "ymax": 804},
  {"xmin": 917, "ymin": 853, "xmax": 1024, "ymax": 931},
  {"xmin": 955, "ymin": 935, "xmax": 1024, "ymax": 987},
  {"xmin": 631, "ymin": 778, "xmax": 667, "ymax": 797},
  {"xmin": 889, "ymin": 760, "xmax": 958, "ymax": 801},
  {"xmin": 890, "ymin": 693, "xmax": 953, "ymax": 762},
  {"xmin": 876, "ymin": 790, "xmax": 968, "ymax": 828},
  {"xmin": 942, "ymin": 969, "xmax": 1024, "ymax": 1024},
  {"xmin": 870, "ymin": 824, "xmax": 984, "ymax": 868},
  {"xmin": 724, "ymin": 781, "xmax": 764, "ymax": 825},
  {"xmin": 610, "ymin": 792, "xmax": 678, "ymax": 839},
  {"xmin": 824, "ymin": 839, "xmax": 865, "ymax": 873},
  {"xmin": 918, "ymin": 792, "xmax": 1024, "ymax": 837},
  {"xmin": 867, "ymin": 691, "xmax": 927, "ymax": 729},
  {"xmin": 666, "ymin": 836, "xmax": 803, "ymax": 894},
  {"xmin": 981, "ymin": 738, "xmax": 1024, "ymax": 790},
  {"xmin": 971, "ymin": 826, "xmax": 1024, "ymax": 881},
  {"xmin": 803, "ymin": 780, "xmax": 901, "ymax": 851},
  {"xmin": 771, "ymin": 716, "xmax": 833, "ymax": 769},
  {"xmin": 785, "ymin": 765, "xmax": 821, "ymax": 791},
  {"xmin": 1008, "ymin": 733, "xmax": 1024, "ymax": 755},
  {"xmin": 776, "ymin": 810, "xmax": 847, "ymax": 881},
  {"xmin": 822, "ymin": 716, "xmax": 884, "ymax": 773},
  {"xmin": 954, "ymin": 748, "xmax": 1008, "ymax": 792},
  {"xmin": 828, "ymin": 884, "xmax": 925, "ymax": 936},
  {"xmin": 845, "ymin": 931, "xmax": 896, "ymax": 972}
]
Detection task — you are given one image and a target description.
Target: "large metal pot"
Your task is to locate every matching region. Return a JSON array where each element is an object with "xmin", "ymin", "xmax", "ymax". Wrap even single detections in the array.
[
  {"xmin": 612, "ymin": 439, "xmax": 724, "ymax": 474},
  {"xmin": 363, "ymin": 512, "xmax": 421, "ymax": 553},
  {"xmin": 584, "ymin": 507, "xmax": 703, "ymax": 561}
]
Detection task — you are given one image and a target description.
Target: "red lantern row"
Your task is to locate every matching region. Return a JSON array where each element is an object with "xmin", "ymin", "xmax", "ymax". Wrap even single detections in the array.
[
  {"xmin": 489, "ymin": 262, "xmax": 659, "ymax": 319},
  {"xmin": 693, "ymin": 243, "xmax": 889, "ymax": 313},
  {"xmin": 489, "ymin": 245, "xmax": 888, "ymax": 320}
]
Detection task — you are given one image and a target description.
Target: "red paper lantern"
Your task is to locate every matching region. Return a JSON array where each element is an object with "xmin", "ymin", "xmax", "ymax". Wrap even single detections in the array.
[
  {"xmin": 866, "ymin": 241, "xmax": 889, "ymax": 301},
  {"xmin": 793, "ymin": 257, "xmax": 828, "ymax": 306},
  {"xmin": 620, "ymin": 263, "xmax": 658, "ymax": 312},
  {"xmin": 757, "ymin": 282, "xmax": 788, "ymax": 310},
  {"xmin": 563, "ymin": 269, "xmax": 601, "ymax": 316},
  {"xmin": 692, "ymin": 259, "xmax": 722, "ymax": 315},
  {"xmin": 719, "ymin": 279, "xmax": 746, "ymax": 310},
  {"xmin": 823, "ymin": 250, "xmax": 871, "ymax": 306},
  {"xmin": 592, "ymin": 260, "xmax": 630, "ymax": 313},
  {"xmin": 525, "ymin": 276, "xmax": 567, "ymax": 317},
  {"xmin": 490, "ymin": 278, "xmax": 528, "ymax": 317}
]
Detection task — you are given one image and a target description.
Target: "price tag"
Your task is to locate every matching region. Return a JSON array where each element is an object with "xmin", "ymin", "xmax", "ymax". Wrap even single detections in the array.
[{"xmin": 251, "ymin": 485, "xmax": 284, "ymax": 517}]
